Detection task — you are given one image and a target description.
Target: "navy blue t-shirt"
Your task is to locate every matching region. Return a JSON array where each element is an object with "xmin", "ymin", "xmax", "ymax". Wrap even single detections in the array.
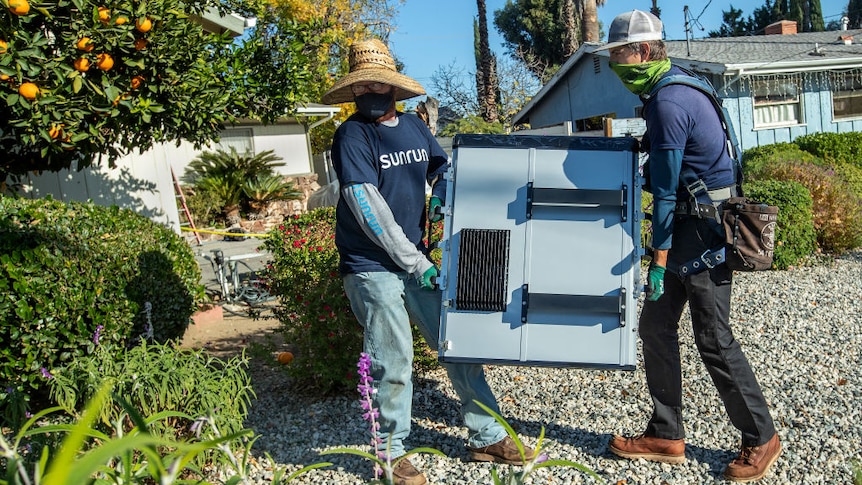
[
  {"xmin": 643, "ymin": 66, "xmax": 736, "ymax": 197},
  {"xmin": 332, "ymin": 112, "xmax": 448, "ymax": 274}
]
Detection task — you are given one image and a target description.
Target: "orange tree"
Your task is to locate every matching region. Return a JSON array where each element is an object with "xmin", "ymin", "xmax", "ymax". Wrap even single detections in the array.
[{"xmin": 0, "ymin": 0, "xmax": 257, "ymax": 176}]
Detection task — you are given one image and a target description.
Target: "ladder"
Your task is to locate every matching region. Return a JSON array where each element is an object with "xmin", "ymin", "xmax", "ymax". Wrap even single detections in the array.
[{"xmin": 171, "ymin": 167, "xmax": 202, "ymax": 245}]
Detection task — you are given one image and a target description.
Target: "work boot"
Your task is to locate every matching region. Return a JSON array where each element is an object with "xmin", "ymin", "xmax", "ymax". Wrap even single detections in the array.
[
  {"xmin": 467, "ymin": 436, "xmax": 536, "ymax": 465},
  {"xmin": 609, "ymin": 434, "xmax": 686, "ymax": 464},
  {"xmin": 391, "ymin": 457, "xmax": 427, "ymax": 485},
  {"xmin": 723, "ymin": 433, "xmax": 781, "ymax": 482}
]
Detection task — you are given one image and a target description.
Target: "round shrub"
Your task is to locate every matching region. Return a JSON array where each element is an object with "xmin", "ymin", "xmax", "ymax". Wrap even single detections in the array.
[
  {"xmin": 741, "ymin": 143, "xmax": 819, "ymax": 181},
  {"xmin": 754, "ymin": 160, "xmax": 862, "ymax": 253},
  {"xmin": 0, "ymin": 197, "xmax": 203, "ymax": 395},
  {"xmin": 743, "ymin": 180, "xmax": 816, "ymax": 269}
]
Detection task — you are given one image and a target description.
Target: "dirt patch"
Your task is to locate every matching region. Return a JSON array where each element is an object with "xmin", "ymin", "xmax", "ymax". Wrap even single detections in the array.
[{"xmin": 181, "ymin": 310, "xmax": 284, "ymax": 359}]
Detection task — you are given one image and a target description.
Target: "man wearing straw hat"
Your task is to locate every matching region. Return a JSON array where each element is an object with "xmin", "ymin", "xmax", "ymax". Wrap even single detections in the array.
[{"xmin": 322, "ymin": 38, "xmax": 535, "ymax": 485}]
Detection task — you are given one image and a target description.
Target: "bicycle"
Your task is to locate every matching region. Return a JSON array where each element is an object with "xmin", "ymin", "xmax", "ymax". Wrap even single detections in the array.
[{"xmin": 203, "ymin": 249, "xmax": 276, "ymax": 318}]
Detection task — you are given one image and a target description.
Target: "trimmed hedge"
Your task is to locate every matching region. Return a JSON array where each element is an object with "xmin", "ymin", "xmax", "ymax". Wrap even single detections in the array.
[
  {"xmin": 793, "ymin": 132, "xmax": 862, "ymax": 168},
  {"xmin": 743, "ymin": 180, "xmax": 816, "ymax": 269},
  {"xmin": 0, "ymin": 197, "xmax": 203, "ymax": 394},
  {"xmin": 743, "ymin": 143, "xmax": 862, "ymax": 252}
]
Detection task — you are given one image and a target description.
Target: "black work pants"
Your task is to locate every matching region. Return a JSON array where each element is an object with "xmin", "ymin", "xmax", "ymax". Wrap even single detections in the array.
[{"xmin": 640, "ymin": 219, "xmax": 776, "ymax": 447}]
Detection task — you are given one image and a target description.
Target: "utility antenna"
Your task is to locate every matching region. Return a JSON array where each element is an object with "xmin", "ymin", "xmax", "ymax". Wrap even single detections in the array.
[
  {"xmin": 684, "ymin": 5, "xmax": 692, "ymax": 56},
  {"xmin": 683, "ymin": 1, "xmax": 710, "ymax": 57}
]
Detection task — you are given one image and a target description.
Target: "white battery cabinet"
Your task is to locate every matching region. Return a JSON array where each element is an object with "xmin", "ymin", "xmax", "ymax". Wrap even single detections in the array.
[{"xmin": 437, "ymin": 134, "xmax": 643, "ymax": 370}]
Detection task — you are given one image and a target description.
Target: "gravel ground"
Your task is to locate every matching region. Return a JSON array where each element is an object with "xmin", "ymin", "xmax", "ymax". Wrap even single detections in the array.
[{"xmin": 238, "ymin": 250, "xmax": 862, "ymax": 484}]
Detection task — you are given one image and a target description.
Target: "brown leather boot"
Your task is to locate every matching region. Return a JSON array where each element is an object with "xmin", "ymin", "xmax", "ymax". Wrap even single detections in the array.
[
  {"xmin": 723, "ymin": 433, "xmax": 781, "ymax": 482},
  {"xmin": 391, "ymin": 458, "xmax": 427, "ymax": 485},
  {"xmin": 467, "ymin": 436, "xmax": 536, "ymax": 465},
  {"xmin": 609, "ymin": 434, "xmax": 686, "ymax": 464}
]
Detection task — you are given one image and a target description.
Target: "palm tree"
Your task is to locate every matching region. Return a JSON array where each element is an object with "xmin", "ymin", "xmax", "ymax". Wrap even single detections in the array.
[
  {"xmin": 475, "ymin": 0, "xmax": 500, "ymax": 123},
  {"xmin": 579, "ymin": 0, "xmax": 604, "ymax": 43}
]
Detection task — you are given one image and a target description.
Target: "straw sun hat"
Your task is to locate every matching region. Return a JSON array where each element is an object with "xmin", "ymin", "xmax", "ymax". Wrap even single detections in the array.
[{"xmin": 321, "ymin": 38, "xmax": 426, "ymax": 105}]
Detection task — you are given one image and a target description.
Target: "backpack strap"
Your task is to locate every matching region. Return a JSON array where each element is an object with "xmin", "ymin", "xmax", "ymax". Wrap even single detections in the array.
[{"xmin": 643, "ymin": 68, "xmax": 745, "ymax": 196}]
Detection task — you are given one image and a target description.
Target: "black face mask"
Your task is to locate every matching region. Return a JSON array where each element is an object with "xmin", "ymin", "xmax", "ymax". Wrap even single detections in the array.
[{"xmin": 355, "ymin": 92, "xmax": 393, "ymax": 120}]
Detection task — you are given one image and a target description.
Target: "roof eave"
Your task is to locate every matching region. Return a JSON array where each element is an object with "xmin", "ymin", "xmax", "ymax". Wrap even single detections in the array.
[
  {"xmin": 512, "ymin": 43, "xmax": 601, "ymax": 126},
  {"xmin": 719, "ymin": 57, "xmax": 862, "ymax": 75}
]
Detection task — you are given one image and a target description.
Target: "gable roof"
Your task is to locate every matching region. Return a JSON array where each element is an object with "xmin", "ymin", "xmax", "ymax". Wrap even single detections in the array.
[{"xmin": 513, "ymin": 29, "xmax": 862, "ymax": 126}]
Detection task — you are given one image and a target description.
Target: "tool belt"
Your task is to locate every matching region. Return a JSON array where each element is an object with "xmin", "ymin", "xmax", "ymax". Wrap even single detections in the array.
[
  {"xmin": 673, "ymin": 185, "xmax": 735, "ymax": 220},
  {"xmin": 673, "ymin": 185, "xmax": 737, "ymax": 276},
  {"xmin": 674, "ymin": 201, "xmax": 720, "ymax": 222}
]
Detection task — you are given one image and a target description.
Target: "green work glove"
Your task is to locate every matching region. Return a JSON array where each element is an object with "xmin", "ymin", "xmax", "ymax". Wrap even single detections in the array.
[
  {"xmin": 428, "ymin": 196, "xmax": 444, "ymax": 223},
  {"xmin": 419, "ymin": 265, "xmax": 439, "ymax": 291},
  {"xmin": 646, "ymin": 263, "xmax": 666, "ymax": 301}
]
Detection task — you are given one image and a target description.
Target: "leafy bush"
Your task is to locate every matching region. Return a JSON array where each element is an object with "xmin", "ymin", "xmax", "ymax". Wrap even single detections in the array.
[
  {"xmin": 793, "ymin": 132, "xmax": 862, "ymax": 168},
  {"xmin": 749, "ymin": 159, "xmax": 862, "ymax": 253},
  {"xmin": 741, "ymin": 142, "xmax": 819, "ymax": 181},
  {"xmin": 48, "ymin": 340, "xmax": 254, "ymax": 440},
  {"xmin": 264, "ymin": 207, "xmax": 363, "ymax": 393},
  {"xmin": 743, "ymin": 180, "xmax": 816, "ymax": 269},
  {"xmin": 0, "ymin": 197, "xmax": 203, "ymax": 399}
]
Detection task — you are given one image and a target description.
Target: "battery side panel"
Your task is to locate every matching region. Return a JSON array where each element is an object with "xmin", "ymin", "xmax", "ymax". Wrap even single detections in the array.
[{"xmin": 439, "ymin": 134, "xmax": 641, "ymax": 369}]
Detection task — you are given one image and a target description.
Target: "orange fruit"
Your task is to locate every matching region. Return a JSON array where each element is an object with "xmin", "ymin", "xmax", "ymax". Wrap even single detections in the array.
[
  {"xmin": 96, "ymin": 53, "xmax": 113, "ymax": 71},
  {"xmin": 73, "ymin": 57, "xmax": 90, "ymax": 72},
  {"xmin": 8, "ymin": 0, "xmax": 29, "ymax": 16},
  {"xmin": 115, "ymin": 15, "xmax": 128, "ymax": 25},
  {"xmin": 133, "ymin": 38, "xmax": 148, "ymax": 50},
  {"xmin": 130, "ymin": 75, "xmax": 144, "ymax": 89},
  {"xmin": 135, "ymin": 17, "xmax": 152, "ymax": 33},
  {"xmin": 76, "ymin": 37, "xmax": 94, "ymax": 52},
  {"xmin": 277, "ymin": 351, "xmax": 294, "ymax": 365},
  {"xmin": 0, "ymin": 40, "xmax": 8, "ymax": 54},
  {"xmin": 0, "ymin": 74, "xmax": 10, "ymax": 81},
  {"xmin": 18, "ymin": 82, "xmax": 38, "ymax": 100},
  {"xmin": 48, "ymin": 124, "xmax": 63, "ymax": 139},
  {"xmin": 97, "ymin": 6, "xmax": 110, "ymax": 23}
]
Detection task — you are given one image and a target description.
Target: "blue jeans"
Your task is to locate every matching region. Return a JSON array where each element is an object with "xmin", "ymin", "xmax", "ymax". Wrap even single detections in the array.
[{"xmin": 343, "ymin": 271, "xmax": 507, "ymax": 457}]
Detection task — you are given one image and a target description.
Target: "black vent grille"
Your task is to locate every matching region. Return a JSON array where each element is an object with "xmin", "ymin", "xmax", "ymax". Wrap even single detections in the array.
[{"xmin": 455, "ymin": 229, "xmax": 510, "ymax": 311}]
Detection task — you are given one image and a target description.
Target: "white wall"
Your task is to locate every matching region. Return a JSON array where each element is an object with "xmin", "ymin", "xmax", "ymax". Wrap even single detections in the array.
[{"xmin": 21, "ymin": 122, "xmax": 315, "ymax": 235}]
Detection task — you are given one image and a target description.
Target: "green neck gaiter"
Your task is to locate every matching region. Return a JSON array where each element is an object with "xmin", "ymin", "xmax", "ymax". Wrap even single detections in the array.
[{"xmin": 609, "ymin": 59, "xmax": 672, "ymax": 95}]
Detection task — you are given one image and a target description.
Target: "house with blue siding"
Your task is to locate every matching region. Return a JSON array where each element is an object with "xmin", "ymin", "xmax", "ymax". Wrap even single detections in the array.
[{"xmin": 512, "ymin": 23, "xmax": 862, "ymax": 152}]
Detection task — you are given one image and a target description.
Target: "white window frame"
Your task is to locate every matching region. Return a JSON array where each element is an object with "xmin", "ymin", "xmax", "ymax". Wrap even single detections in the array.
[
  {"xmin": 218, "ymin": 128, "xmax": 254, "ymax": 155},
  {"xmin": 752, "ymin": 77, "xmax": 804, "ymax": 129},
  {"xmin": 831, "ymin": 72, "xmax": 862, "ymax": 121}
]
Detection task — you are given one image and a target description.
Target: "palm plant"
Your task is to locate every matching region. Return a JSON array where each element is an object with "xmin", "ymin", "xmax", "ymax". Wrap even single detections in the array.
[
  {"xmin": 183, "ymin": 148, "xmax": 286, "ymax": 224},
  {"xmin": 242, "ymin": 173, "xmax": 303, "ymax": 217}
]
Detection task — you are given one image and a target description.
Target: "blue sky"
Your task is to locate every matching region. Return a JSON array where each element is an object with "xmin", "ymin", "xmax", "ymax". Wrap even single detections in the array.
[{"xmin": 389, "ymin": 0, "xmax": 851, "ymax": 99}]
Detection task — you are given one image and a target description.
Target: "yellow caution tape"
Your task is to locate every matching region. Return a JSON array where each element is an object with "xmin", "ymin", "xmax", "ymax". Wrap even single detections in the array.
[{"xmin": 180, "ymin": 227, "xmax": 269, "ymax": 238}]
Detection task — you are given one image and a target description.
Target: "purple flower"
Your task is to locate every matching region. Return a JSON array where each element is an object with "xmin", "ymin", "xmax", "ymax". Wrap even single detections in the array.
[
  {"xmin": 40, "ymin": 368, "xmax": 53, "ymax": 379},
  {"xmin": 356, "ymin": 352, "xmax": 382, "ymax": 478},
  {"xmin": 93, "ymin": 325, "xmax": 104, "ymax": 346},
  {"xmin": 535, "ymin": 452, "xmax": 549, "ymax": 464}
]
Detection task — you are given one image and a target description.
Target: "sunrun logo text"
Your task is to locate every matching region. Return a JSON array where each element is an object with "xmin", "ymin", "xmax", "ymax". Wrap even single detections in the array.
[
  {"xmin": 380, "ymin": 148, "xmax": 429, "ymax": 169},
  {"xmin": 351, "ymin": 186, "xmax": 383, "ymax": 236}
]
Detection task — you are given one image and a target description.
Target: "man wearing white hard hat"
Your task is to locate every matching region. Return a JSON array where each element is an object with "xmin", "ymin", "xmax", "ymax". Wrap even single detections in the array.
[
  {"xmin": 322, "ymin": 39, "xmax": 535, "ymax": 485},
  {"xmin": 594, "ymin": 10, "xmax": 781, "ymax": 483}
]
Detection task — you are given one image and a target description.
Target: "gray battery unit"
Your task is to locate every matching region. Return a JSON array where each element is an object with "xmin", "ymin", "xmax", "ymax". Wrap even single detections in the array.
[{"xmin": 437, "ymin": 134, "xmax": 643, "ymax": 370}]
